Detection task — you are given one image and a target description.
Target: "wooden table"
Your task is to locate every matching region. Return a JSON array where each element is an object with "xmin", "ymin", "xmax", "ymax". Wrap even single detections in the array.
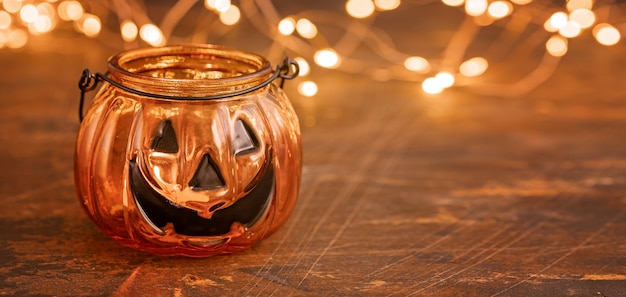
[{"xmin": 1, "ymin": 3, "xmax": 626, "ymax": 296}]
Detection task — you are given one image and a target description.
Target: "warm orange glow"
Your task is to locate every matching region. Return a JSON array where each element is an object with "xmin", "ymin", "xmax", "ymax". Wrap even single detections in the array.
[
  {"xmin": 20, "ymin": 5, "xmax": 39, "ymax": 23},
  {"xmin": 546, "ymin": 35, "xmax": 568, "ymax": 56},
  {"xmin": 7, "ymin": 28, "xmax": 28, "ymax": 49},
  {"xmin": 442, "ymin": 0, "xmax": 464, "ymax": 7},
  {"xmin": 346, "ymin": 0, "xmax": 375, "ymax": 18},
  {"xmin": 422, "ymin": 77, "xmax": 444, "ymax": 94},
  {"xmin": 487, "ymin": 1, "xmax": 512, "ymax": 19},
  {"xmin": 549, "ymin": 12, "xmax": 568, "ymax": 30},
  {"xmin": 296, "ymin": 18, "xmax": 317, "ymax": 39},
  {"xmin": 58, "ymin": 0, "xmax": 83, "ymax": 21},
  {"xmin": 3, "ymin": 0, "xmax": 22, "ymax": 14},
  {"xmin": 465, "ymin": 0, "xmax": 488, "ymax": 16},
  {"xmin": 120, "ymin": 20, "xmax": 138, "ymax": 42},
  {"xmin": 294, "ymin": 57, "xmax": 310, "ymax": 76},
  {"xmin": 298, "ymin": 81, "xmax": 318, "ymax": 97},
  {"xmin": 510, "ymin": 0, "xmax": 532, "ymax": 4},
  {"xmin": 559, "ymin": 21, "xmax": 581, "ymax": 38},
  {"xmin": 593, "ymin": 23, "xmax": 621, "ymax": 46},
  {"xmin": 219, "ymin": 4, "xmax": 240, "ymax": 25},
  {"xmin": 404, "ymin": 56, "xmax": 430, "ymax": 73},
  {"xmin": 374, "ymin": 0, "xmax": 401, "ymax": 11},
  {"xmin": 140, "ymin": 23, "xmax": 166, "ymax": 47},
  {"xmin": 566, "ymin": 0, "xmax": 593, "ymax": 12},
  {"xmin": 435, "ymin": 71, "xmax": 455, "ymax": 88},
  {"xmin": 314, "ymin": 48, "xmax": 340, "ymax": 68},
  {"xmin": 569, "ymin": 8, "xmax": 595, "ymax": 29},
  {"xmin": 0, "ymin": 11, "xmax": 12, "ymax": 30},
  {"xmin": 81, "ymin": 14, "xmax": 101, "ymax": 38},
  {"xmin": 459, "ymin": 57, "xmax": 488, "ymax": 77},
  {"xmin": 278, "ymin": 17, "xmax": 296, "ymax": 35}
]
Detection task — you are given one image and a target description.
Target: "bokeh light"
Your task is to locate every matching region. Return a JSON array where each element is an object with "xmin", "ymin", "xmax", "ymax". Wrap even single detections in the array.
[
  {"xmin": 465, "ymin": 0, "xmax": 488, "ymax": 17},
  {"xmin": 549, "ymin": 12, "xmax": 568, "ymax": 30},
  {"xmin": 120, "ymin": 20, "xmax": 138, "ymax": 42},
  {"xmin": 314, "ymin": 48, "xmax": 340, "ymax": 68},
  {"xmin": 0, "ymin": 11, "xmax": 12, "ymax": 30},
  {"xmin": 58, "ymin": 0, "xmax": 83, "ymax": 21},
  {"xmin": 3, "ymin": 0, "xmax": 23, "ymax": 14},
  {"xmin": 296, "ymin": 18, "xmax": 317, "ymax": 39},
  {"xmin": 546, "ymin": 35, "xmax": 568, "ymax": 56},
  {"xmin": 487, "ymin": 1, "xmax": 512, "ymax": 19},
  {"xmin": 442, "ymin": 0, "xmax": 464, "ymax": 7},
  {"xmin": 435, "ymin": 71, "xmax": 455, "ymax": 88},
  {"xmin": 346, "ymin": 0, "xmax": 375, "ymax": 19},
  {"xmin": 7, "ymin": 28, "xmax": 28, "ymax": 49},
  {"xmin": 140, "ymin": 23, "xmax": 166, "ymax": 47},
  {"xmin": 559, "ymin": 21, "xmax": 581, "ymax": 38},
  {"xmin": 294, "ymin": 57, "xmax": 310, "ymax": 77},
  {"xmin": 374, "ymin": 0, "xmax": 401, "ymax": 11},
  {"xmin": 569, "ymin": 8, "xmax": 595, "ymax": 29},
  {"xmin": 593, "ymin": 23, "xmax": 621, "ymax": 46},
  {"xmin": 278, "ymin": 17, "xmax": 296, "ymax": 35},
  {"xmin": 404, "ymin": 56, "xmax": 430, "ymax": 73},
  {"xmin": 459, "ymin": 57, "xmax": 488, "ymax": 77},
  {"xmin": 81, "ymin": 14, "xmax": 101, "ymax": 38},
  {"xmin": 566, "ymin": 0, "xmax": 593, "ymax": 12},
  {"xmin": 422, "ymin": 77, "xmax": 444, "ymax": 95},
  {"xmin": 219, "ymin": 5, "xmax": 240, "ymax": 25},
  {"xmin": 298, "ymin": 81, "xmax": 318, "ymax": 97},
  {"xmin": 20, "ymin": 5, "xmax": 39, "ymax": 23}
]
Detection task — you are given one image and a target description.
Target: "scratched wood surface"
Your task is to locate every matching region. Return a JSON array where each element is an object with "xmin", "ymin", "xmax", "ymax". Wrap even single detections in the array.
[{"xmin": 2, "ymin": 4, "xmax": 626, "ymax": 297}]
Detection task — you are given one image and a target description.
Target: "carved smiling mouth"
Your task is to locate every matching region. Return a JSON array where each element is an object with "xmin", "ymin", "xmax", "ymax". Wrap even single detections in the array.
[{"xmin": 129, "ymin": 159, "xmax": 274, "ymax": 237}]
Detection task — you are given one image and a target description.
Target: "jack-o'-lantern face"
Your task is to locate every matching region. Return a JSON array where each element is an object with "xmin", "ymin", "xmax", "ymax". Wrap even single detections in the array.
[
  {"xmin": 74, "ymin": 45, "xmax": 301, "ymax": 257},
  {"xmin": 129, "ymin": 107, "xmax": 275, "ymax": 239}
]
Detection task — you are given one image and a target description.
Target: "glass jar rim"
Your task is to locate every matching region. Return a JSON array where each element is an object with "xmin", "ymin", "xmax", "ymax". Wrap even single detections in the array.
[{"xmin": 106, "ymin": 44, "xmax": 273, "ymax": 97}]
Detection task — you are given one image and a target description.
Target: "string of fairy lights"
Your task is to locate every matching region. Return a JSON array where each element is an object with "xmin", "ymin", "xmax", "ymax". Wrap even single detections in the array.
[{"xmin": 0, "ymin": 0, "xmax": 624, "ymax": 97}]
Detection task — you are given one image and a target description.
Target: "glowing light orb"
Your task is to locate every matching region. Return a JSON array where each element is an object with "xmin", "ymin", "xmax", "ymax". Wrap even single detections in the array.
[
  {"xmin": 566, "ymin": 0, "xmax": 593, "ymax": 12},
  {"xmin": 3, "ymin": 0, "xmax": 23, "ymax": 14},
  {"xmin": 219, "ymin": 5, "xmax": 240, "ymax": 25},
  {"xmin": 278, "ymin": 17, "xmax": 296, "ymax": 35},
  {"xmin": 293, "ymin": 57, "xmax": 310, "ymax": 76},
  {"xmin": 0, "ymin": 11, "xmax": 12, "ymax": 30},
  {"xmin": 559, "ymin": 21, "xmax": 581, "ymax": 38},
  {"xmin": 442, "ymin": 0, "xmax": 464, "ymax": 7},
  {"xmin": 296, "ymin": 18, "xmax": 317, "ymax": 39},
  {"xmin": 346, "ymin": 0, "xmax": 375, "ymax": 18},
  {"xmin": 435, "ymin": 71, "xmax": 455, "ymax": 88},
  {"xmin": 510, "ymin": 0, "xmax": 532, "ymax": 4},
  {"xmin": 140, "ymin": 24, "xmax": 166, "ymax": 47},
  {"xmin": 465, "ymin": 0, "xmax": 488, "ymax": 17},
  {"xmin": 569, "ymin": 8, "xmax": 595, "ymax": 29},
  {"xmin": 546, "ymin": 35, "xmax": 568, "ymax": 57},
  {"xmin": 58, "ymin": 0, "xmax": 83, "ymax": 21},
  {"xmin": 314, "ymin": 48, "xmax": 340, "ymax": 69},
  {"xmin": 7, "ymin": 29, "xmax": 28, "ymax": 49},
  {"xmin": 81, "ymin": 14, "xmax": 101, "ymax": 38},
  {"xmin": 593, "ymin": 24, "xmax": 621, "ymax": 46},
  {"xmin": 549, "ymin": 12, "xmax": 568, "ymax": 30},
  {"xmin": 374, "ymin": 0, "xmax": 401, "ymax": 10},
  {"xmin": 404, "ymin": 56, "xmax": 430, "ymax": 73},
  {"xmin": 121, "ymin": 20, "xmax": 138, "ymax": 42},
  {"xmin": 20, "ymin": 5, "xmax": 39, "ymax": 23},
  {"xmin": 422, "ymin": 77, "xmax": 444, "ymax": 95},
  {"xmin": 459, "ymin": 57, "xmax": 488, "ymax": 77},
  {"xmin": 487, "ymin": 1, "xmax": 512, "ymax": 19},
  {"xmin": 298, "ymin": 81, "xmax": 318, "ymax": 97}
]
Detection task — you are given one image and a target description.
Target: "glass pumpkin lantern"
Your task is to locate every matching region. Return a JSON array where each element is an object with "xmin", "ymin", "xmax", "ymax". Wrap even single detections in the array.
[{"xmin": 74, "ymin": 44, "xmax": 302, "ymax": 257}]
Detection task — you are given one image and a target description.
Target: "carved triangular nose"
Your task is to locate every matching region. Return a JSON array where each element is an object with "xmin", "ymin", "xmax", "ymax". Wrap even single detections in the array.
[{"xmin": 189, "ymin": 154, "xmax": 225, "ymax": 191}]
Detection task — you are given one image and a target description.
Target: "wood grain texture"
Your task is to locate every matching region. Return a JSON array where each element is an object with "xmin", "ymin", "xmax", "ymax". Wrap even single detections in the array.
[{"xmin": 1, "ymin": 4, "xmax": 626, "ymax": 296}]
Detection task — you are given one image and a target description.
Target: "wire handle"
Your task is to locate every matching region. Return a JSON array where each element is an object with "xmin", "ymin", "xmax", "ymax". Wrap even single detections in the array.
[{"xmin": 78, "ymin": 57, "xmax": 299, "ymax": 122}]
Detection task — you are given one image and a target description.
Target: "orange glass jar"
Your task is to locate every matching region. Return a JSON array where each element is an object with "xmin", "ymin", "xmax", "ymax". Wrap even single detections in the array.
[{"xmin": 74, "ymin": 44, "xmax": 301, "ymax": 257}]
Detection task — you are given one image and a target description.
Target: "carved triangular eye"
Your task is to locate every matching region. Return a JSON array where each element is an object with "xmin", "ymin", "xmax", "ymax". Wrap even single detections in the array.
[
  {"xmin": 233, "ymin": 119, "xmax": 258, "ymax": 156},
  {"xmin": 150, "ymin": 120, "xmax": 179, "ymax": 153}
]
